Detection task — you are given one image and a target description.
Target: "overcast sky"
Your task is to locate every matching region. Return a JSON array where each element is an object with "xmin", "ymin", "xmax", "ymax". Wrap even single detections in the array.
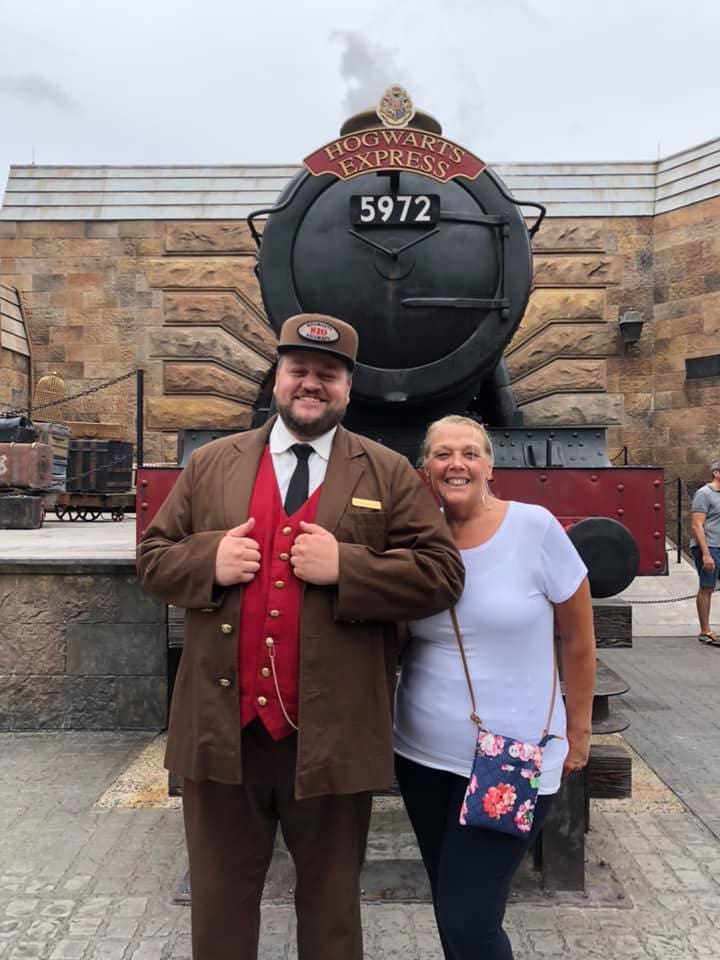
[{"xmin": 1, "ymin": 0, "xmax": 719, "ymax": 191}]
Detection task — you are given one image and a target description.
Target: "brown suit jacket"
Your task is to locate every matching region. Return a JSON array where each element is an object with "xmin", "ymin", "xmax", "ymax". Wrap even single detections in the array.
[{"xmin": 137, "ymin": 418, "xmax": 464, "ymax": 798}]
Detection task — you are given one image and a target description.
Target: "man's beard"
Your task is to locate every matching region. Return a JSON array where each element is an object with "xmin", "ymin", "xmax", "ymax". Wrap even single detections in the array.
[{"xmin": 275, "ymin": 397, "xmax": 348, "ymax": 440}]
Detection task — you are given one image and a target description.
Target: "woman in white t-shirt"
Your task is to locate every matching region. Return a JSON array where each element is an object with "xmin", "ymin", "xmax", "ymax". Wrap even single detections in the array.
[{"xmin": 394, "ymin": 416, "xmax": 595, "ymax": 960}]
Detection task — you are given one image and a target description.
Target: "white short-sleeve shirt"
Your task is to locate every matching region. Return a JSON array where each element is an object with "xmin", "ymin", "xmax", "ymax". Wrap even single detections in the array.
[{"xmin": 394, "ymin": 501, "xmax": 588, "ymax": 795}]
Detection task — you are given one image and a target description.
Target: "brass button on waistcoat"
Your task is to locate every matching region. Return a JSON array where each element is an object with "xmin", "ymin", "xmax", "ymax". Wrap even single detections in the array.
[
  {"xmin": 279, "ymin": 552, "xmax": 289, "ymax": 561},
  {"xmin": 257, "ymin": 696, "xmax": 268, "ymax": 707},
  {"xmin": 269, "ymin": 609, "xmax": 280, "ymax": 618},
  {"xmin": 274, "ymin": 580, "xmax": 285, "ymax": 589},
  {"xmin": 282, "ymin": 526, "xmax": 292, "ymax": 535},
  {"xmin": 220, "ymin": 623, "xmax": 233, "ymax": 635},
  {"xmin": 265, "ymin": 637, "xmax": 274, "ymax": 647},
  {"xmin": 261, "ymin": 667, "xmax": 271, "ymax": 678},
  {"xmin": 218, "ymin": 678, "xmax": 232, "ymax": 688}
]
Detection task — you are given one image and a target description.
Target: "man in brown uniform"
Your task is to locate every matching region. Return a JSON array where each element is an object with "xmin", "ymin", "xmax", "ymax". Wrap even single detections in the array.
[{"xmin": 137, "ymin": 314, "xmax": 464, "ymax": 960}]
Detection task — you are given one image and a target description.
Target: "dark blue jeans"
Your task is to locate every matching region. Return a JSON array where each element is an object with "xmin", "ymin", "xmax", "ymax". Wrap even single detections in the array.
[{"xmin": 396, "ymin": 753, "xmax": 554, "ymax": 960}]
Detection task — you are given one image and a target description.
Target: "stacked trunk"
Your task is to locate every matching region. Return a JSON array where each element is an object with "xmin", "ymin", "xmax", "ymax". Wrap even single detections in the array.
[{"xmin": 0, "ymin": 438, "xmax": 52, "ymax": 529}]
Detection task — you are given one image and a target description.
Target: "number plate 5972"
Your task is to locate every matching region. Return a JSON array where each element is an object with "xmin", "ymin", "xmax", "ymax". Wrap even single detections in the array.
[{"xmin": 350, "ymin": 195, "xmax": 440, "ymax": 227}]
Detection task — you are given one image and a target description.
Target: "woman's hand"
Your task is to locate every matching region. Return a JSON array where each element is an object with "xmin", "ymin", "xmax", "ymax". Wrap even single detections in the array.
[
  {"xmin": 563, "ymin": 726, "xmax": 591, "ymax": 777},
  {"xmin": 554, "ymin": 577, "xmax": 596, "ymax": 779}
]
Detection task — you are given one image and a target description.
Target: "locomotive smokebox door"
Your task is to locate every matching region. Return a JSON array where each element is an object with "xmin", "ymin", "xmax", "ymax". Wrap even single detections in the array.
[{"xmin": 250, "ymin": 86, "xmax": 545, "ymax": 455}]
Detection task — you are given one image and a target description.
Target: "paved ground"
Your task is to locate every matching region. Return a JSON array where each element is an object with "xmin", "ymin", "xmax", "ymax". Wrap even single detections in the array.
[
  {"xmin": 619, "ymin": 550, "xmax": 704, "ymax": 638},
  {"xmin": 603, "ymin": 635, "xmax": 720, "ymax": 843},
  {"xmin": 3, "ymin": 626, "xmax": 720, "ymax": 959},
  {"xmin": 3, "ymin": 523, "xmax": 720, "ymax": 957},
  {"xmin": 0, "ymin": 515, "xmax": 136, "ymax": 563}
]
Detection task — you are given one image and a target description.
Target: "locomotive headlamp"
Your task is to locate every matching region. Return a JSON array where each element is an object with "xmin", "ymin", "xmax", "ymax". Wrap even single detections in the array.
[{"xmin": 618, "ymin": 310, "xmax": 645, "ymax": 347}]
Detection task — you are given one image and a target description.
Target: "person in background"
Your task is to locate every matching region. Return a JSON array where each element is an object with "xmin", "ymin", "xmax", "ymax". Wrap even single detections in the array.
[
  {"xmin": 394, "ymin": 414, "xmax": 596, "ymax": 960},
  {"xmin": 690, "ymin": 458, "xmax": 720, "ymax": 645},
  {"xmin": 137, "ymin": 314, "xmax": 464, "ymax": 960}
]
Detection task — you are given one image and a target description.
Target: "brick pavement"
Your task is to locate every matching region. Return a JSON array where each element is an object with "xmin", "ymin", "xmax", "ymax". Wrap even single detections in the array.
[
  {"xmin": 602, "ymin": 633, "xmax": 720, "ymax": 842},
  {"xmin": 2, "ymin": 723, "xmax": 720, "ymax": 959},
  {"xmin": 2, "ymin": 536, "xmax": 720, "ymax": 959}
]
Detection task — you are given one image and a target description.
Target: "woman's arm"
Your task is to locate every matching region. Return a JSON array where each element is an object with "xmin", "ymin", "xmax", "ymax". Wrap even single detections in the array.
[{"xmin": 554, "ymin": 577, "xmax": 596, "ymax": 776}]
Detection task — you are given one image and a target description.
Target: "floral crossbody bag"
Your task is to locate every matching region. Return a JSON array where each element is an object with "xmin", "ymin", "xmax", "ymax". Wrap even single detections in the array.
[{"xmin": 450, "ymin": 607, "xmax": 559, "ymax": 837}]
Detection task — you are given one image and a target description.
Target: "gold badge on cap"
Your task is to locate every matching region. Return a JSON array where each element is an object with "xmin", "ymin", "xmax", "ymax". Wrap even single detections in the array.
[{"xmin": 298, "ymin": 320, "xmax": 340, "ymax": 343}]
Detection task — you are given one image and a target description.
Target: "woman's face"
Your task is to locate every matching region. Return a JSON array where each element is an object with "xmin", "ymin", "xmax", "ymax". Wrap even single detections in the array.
[{"xmin": 424, "ymin": 424, "xmax": 493, "ymax": 513}]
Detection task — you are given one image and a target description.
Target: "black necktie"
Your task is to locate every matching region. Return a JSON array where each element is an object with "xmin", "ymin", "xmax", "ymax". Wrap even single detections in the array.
[{"xmin": 284, "ymin": 444, "xmax": 314, "ymax": 516}]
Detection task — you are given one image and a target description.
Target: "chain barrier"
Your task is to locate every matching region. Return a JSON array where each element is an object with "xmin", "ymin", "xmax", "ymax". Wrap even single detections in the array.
[
  {"xmin": 0, "ymin": 370, "xmax": 137, "ymax": 418},
  {"xmin": 609, "ymin": 446, "xmax": 628, "ymax": 464},
  {"xmin": 665, "ymin": 475, "xmax": 693, "ymax": 492},
  {"xmin": 627, "ymin": 592, "xmax": 711, "ymax": 604}
]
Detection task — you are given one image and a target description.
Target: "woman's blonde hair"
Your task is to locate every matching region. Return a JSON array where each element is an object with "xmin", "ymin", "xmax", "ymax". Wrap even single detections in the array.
[{"xmin": 422, "ymin": 415, "xmax": 494, "ymax": 467}]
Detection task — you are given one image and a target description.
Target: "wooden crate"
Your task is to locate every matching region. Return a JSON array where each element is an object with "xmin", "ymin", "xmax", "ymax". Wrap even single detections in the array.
[
  {"xmin": 67, "ymin": 440, "xmax": 133, "ymax": 493},
  {"xmin": 65, "ymin": 421, "xmax": 125, "ymax": 441}
]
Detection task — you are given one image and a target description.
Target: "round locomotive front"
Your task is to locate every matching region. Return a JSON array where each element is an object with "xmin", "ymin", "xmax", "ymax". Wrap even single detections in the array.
[
  {"xmin": 255, "ymin": 114, "xmax": 537, "ymax": 420},
  {"xmin": 291, "ymin": 173, "xmax": 501, "ymax": 370}
]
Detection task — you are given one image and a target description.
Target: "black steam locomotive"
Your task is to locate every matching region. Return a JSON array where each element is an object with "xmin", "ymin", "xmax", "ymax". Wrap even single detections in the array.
[
  {"xmin": 140, "ymin": 86, "xmax": 665, "ymax": 598},
  {"xmin": 242, "ymin": 87, "xmax": 664, "ymax": 596},
  {"xmin": 249, "ymin": 93, "xmax": 544, "ymax": 458}
]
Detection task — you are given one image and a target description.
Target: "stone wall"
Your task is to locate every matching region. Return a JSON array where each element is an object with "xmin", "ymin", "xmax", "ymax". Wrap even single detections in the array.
[
  {"xmin": 0, "ymin": 206, "xmax": 718, "ymax": 503},
  {"xmin": 513, "ymin": 216, "xmax": 659, "ymax": 461},
  {"xmin": 651, "ymin": 198, "xmax": 720, "ymax": 505},
  {"xmin": 0, "ymin": 220, "xmax": 275, "ymax": 463},
  {"xmin": 0, "ymin": 563, "xmax": 166, "ymax": 730}
]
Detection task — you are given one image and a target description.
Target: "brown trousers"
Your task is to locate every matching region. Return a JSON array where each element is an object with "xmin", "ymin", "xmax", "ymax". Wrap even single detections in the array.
[{"xmin": 182, "ymin": 720, "xmax": 372, "ymax": 960}]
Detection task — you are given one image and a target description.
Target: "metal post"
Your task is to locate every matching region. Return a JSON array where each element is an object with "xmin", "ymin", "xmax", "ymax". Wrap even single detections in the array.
[
  {"xmin": 136, "ymin": 369, "xmax": 144, "ymax": 470},
  {"xmin": 677, "ymin": 477, "xmax": 682, "ymax": 563}
]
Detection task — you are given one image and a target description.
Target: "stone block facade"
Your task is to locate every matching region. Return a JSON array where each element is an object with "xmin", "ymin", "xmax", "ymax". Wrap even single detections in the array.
[
  {"xmin": 0, "ymin": 220, "xmax": 277, "ymax": 463},
  {"xmin": 0, "ymin": 203, "xmax": 718, "ymax": 525},
  {"xmin": 0, "ymin": 563, "xmax": 166, "ymax": 730}
]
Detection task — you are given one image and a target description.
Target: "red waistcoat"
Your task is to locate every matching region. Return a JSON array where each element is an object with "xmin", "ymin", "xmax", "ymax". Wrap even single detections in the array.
[{"xmin": 238, "ymin": 446, "xmax": 322, "ymax": 739}]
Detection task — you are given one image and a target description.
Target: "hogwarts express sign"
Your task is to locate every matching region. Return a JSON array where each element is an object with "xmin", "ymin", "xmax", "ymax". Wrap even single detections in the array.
[{"xmin": 303, "ymin": 127, "xmax": 486, "ymax": 184}]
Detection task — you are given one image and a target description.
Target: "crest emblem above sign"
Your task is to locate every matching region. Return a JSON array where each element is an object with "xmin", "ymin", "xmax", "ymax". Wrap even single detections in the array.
[{"xmin": 377, "ymin": 84, "xmax": 415, "ymax": 128}]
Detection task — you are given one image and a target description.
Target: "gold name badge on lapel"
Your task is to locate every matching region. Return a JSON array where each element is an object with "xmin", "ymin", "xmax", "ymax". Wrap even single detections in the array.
[{"xmin": 352, "ymin": 497, "xmax": 382, "ymax": 510}]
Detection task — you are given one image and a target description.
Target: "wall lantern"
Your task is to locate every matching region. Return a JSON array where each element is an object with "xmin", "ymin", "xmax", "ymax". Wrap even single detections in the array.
[{"xmin": 618, "ymin": 310, "xmax": 644, "ymax": 346}]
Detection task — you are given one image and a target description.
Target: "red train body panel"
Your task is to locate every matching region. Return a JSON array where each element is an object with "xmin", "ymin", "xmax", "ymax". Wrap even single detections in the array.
[{"xmin": 136, "ymin": 464, "xmax": 666, "ymax": 577}]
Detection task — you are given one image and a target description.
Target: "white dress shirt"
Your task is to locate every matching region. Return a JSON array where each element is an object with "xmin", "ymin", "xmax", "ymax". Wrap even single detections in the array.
[{"xmin": 268, "ymin": 417, "xmax": 337, "ymax": 502}]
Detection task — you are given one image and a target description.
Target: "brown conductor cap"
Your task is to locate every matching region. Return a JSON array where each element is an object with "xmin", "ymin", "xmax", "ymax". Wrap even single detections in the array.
[{"xmin": 277, "ymin": 314, "xmax": 358, "ymax": 370}]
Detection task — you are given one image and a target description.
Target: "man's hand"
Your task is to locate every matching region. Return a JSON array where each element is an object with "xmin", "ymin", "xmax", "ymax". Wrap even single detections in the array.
[
  {"xmin": 290, "ymin": 522, "xmax": 340, "ymax": 585},
  {"xmin": 214, "ymin": 518, "xmax": 261, "ymax": 586},
  {"xmin": 702, "ymin": 552, "xmax": 716, "ymax": 572},
  {"xmin": 563, "ymin": 727, "xmax": 591, "ymax": 778}
]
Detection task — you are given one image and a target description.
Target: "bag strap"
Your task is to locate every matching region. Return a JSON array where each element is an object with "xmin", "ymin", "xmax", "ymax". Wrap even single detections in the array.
[
  {"xmin": 449, "ymin": 607, "xmax": 559, "ymax": 738},
  {"xmin": 449, "ymin": 607, "xmax": 483, "ymax": 728}
]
